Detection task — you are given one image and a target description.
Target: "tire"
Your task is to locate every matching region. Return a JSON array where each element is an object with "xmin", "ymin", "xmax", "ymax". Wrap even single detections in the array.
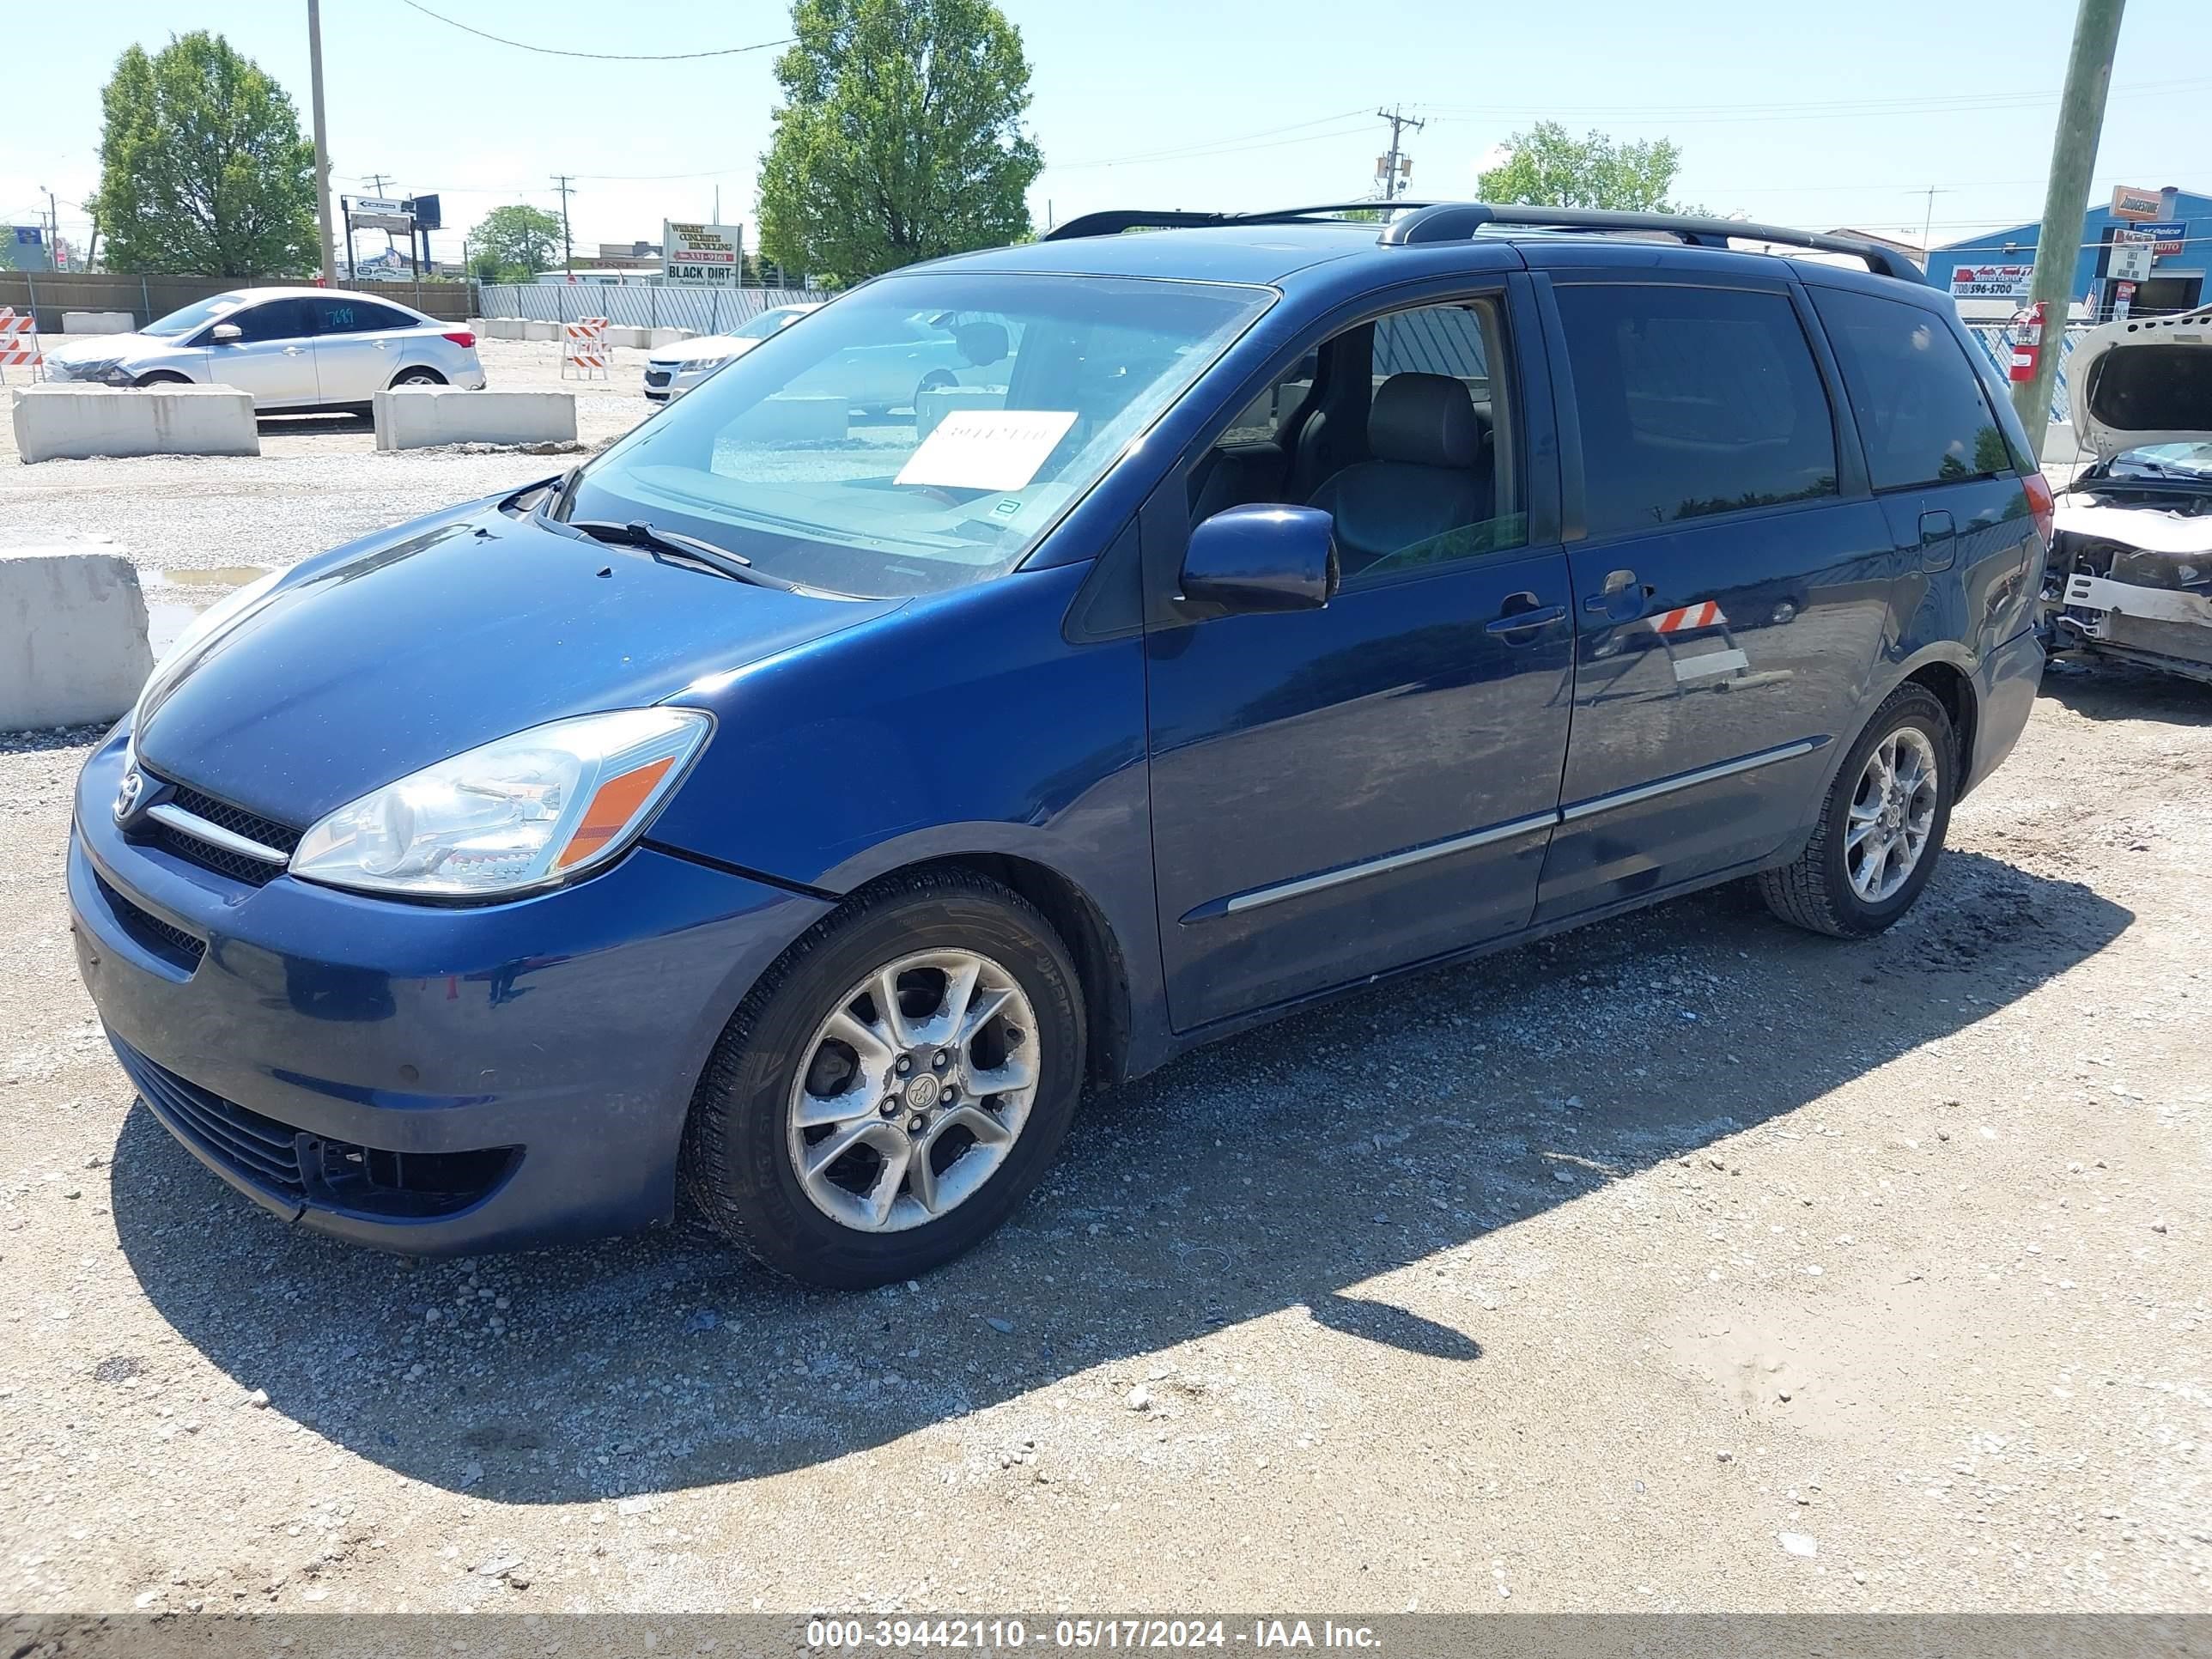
[
  {"xmin": 681, "ymin": 867, "xmax": 1085, "ymax": 1289},
  {"xmin": 1759, "ymin": 683, "xmax": 1955, "ymax": 939},
  {"xmin": 913, "ymin": 368, "xmax": 957, "ymax": 410},
  {"xmin": 389, "ymin": 368, "xmax": 445, "ymax": 388}
]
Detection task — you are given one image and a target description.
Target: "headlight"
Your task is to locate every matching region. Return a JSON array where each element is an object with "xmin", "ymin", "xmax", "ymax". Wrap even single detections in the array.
[
  {"xmin": 96, "ymin": 364, "xmax": 137, "ymax": 386},
  {"xmin": 289, "ymin": 708, "xmax": 710, "ymax": 898},
  {"xmin": 133, "ymin": 566, "xmax": 288, "ymax": 725}
]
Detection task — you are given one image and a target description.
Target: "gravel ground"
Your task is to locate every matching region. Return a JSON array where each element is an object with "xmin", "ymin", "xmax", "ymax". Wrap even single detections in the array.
[
  {"xmin": 0, "ymin": 338, "xmax": 653, "ymax": 577},
  {"xmin": 0, "ymin": 656, "xmax": 2206, "ymax": 1615},
  {"xmin": 0, "ymin": 362, "xmax": 2204, "ymax": 1616}
]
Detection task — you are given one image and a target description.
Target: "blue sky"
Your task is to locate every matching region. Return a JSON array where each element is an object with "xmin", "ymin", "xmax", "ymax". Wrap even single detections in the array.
[{"xmin": 2, "ymin": 0, "xmax": 2204, "ymax": 267}]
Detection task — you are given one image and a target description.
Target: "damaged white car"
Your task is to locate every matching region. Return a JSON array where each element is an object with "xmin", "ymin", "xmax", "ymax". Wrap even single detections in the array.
[{"xmin": 2043, "ymin": 303, "xmax": 2212, "ymax": 684}]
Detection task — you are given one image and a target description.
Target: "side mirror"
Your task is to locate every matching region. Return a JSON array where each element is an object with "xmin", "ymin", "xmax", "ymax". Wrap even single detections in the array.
[
  {"xmin": 210, "ymin": 323, "xmax": 242, "ymax": 344},
  {"xmin": 954, "ymin": 320, "xmax": 1008, "ymax": 367},
  {"xmin": 1180, "ymin": 505, "xmax": 1339, "ymax": 614}
]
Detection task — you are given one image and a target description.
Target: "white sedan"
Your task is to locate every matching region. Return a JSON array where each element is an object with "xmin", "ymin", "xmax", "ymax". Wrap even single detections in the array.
[
  {"xmin": 42, "ymin": 287, "xmax": 486, "ymax": 412},
  {"xmin": 643, "ymin": 303, "xmax": 822, "ymax": 404}
]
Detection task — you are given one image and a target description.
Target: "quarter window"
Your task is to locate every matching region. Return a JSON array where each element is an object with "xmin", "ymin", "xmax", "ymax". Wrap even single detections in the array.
[
  {"xmin": 1811, "ymin": 288, "xmax": 2013, "ymax": 489},
  {"xmin": 1554, "ymin": 284, "xmax": 1839, "ymax": 540}
]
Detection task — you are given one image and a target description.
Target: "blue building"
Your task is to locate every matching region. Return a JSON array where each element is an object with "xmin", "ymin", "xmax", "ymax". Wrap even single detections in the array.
[{"xmin": 1924, "ymin": 185, "xmax": 2209, "ymax": 320}]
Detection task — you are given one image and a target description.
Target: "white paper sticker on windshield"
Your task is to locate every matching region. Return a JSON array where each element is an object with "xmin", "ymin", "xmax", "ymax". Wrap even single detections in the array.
[{"xmin": 895, "ymin": 410, "xmax": 1079, "ymax": 491}]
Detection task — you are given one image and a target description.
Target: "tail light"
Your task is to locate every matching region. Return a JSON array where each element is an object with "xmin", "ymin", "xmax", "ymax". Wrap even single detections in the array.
[
  {"xmin": 442, "ymin": 331, "xmax": 477, "ymax": 348},
  {"xmin": 2023, "ymin": 471, "xmax": 2056, "ymax": 545}
]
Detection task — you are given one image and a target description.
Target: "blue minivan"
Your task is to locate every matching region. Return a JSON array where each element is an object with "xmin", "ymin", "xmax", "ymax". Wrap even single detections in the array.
[{"xmin": 70, "ymin": 204, "xmax": 2051, "ymax": 1287}]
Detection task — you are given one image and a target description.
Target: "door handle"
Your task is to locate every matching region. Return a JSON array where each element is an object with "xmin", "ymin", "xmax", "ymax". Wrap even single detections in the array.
[
  {"xmin": 283, "ymin": 346, "xmax": 304, "ymax": 356},
  {"xmin": 1485, "ymin": 597, "xmax": 1567, "ymax": 640},
  {"xmin": 1582, "ymin": 569, "xmax": 1655, "ymax": 623},
  {"xmin": 1919, "ymin": 509, "xmax": 1957, "ymax": 573},
  {"xmin": 374, "ymin": 340, "xmax": 390, "ymax": 349}
]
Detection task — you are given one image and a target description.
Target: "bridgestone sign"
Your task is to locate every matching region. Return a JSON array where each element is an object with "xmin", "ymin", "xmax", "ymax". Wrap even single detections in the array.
[{"xmin": 663, "ymin": 222, "xmax": 743, "ymax": 287}]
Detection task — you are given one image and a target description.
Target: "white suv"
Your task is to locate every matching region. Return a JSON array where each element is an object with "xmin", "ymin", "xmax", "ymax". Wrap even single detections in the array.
[{"xmin": 44, "ymin": 287, "xmax": 488, "ymax": 412}]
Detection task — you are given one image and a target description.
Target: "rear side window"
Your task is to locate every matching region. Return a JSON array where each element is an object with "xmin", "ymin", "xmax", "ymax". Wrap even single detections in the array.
[
  {"xmin": 304, "ymin": 297, "xmax": 416, "ymax": 335},
  {"xmin": 1555, "ymin": 284, "xmax": 1838, "ymax": 539},
  {"xmin": 1810, "ymin": 288, "xmax": 2012, "ymax": 489}
]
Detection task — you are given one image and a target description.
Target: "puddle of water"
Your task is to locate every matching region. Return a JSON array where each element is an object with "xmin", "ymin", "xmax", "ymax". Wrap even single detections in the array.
[{"xmin": 141, "ymin": 565, "xmax": 276, "ymax": 657}]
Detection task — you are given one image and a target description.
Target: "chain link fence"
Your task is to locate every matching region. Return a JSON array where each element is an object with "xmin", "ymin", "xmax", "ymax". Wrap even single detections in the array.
[
  {"xmin": 475, "ymin": 283, "xmax": 828, "ymax": 333},
  {"xmin": 1963, "ymin": 321, "xmax": 2091, "ymax": 425}
]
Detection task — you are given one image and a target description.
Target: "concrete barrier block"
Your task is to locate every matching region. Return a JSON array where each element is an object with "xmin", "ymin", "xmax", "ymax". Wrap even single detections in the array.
[
  {"xmin": 2041, "ymin": 419, "xmax": 2089, "ymax": 465},
  {"xmin": 62, "ymin": 311, "xmax": 137, "ymax": 336},
  {"xmin": 485, "ymin": 317, "xmax": 525, "ymax": 340},
  {"xmin": 374, "ymin": 387, "xmax": 577, "ymax": 451},
  {"xmin": 647, "ymin": 328, "xmax": 693, "ymax": 348},
  {"xmin": 915, "ymin": 386, "xmax": 1003, "ymax": 441},
  {"xmin": 603, "ymin": 325, "xmax": 652, "ymax": 349},
  {"xmin": 522, "ymin": 320, "xmax": 559, "ymax": 342},
  {"xmin": 0, "ymin": 549, "xmax": 154, "ymax": 728},
  {"xmin": 731, "ymin": 393, "xmax": 848, "ymax": 445},
  {"xmin": 11, "ymin": 386, "xmax": 260, "ymax": 464}
]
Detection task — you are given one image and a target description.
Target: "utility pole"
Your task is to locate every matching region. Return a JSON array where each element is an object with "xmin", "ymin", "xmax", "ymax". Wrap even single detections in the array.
[
  {"xmin": 307, "ymin": 0, "xmax": 337, "ymax": 285},
  {"xmin": 1918, "ymin": 185, "xmax": 1950, "ymax": 255},
  {"xmin": 2012, "ymin": 0, "xmax": 2127, "ymax": 439},
  {"xmin": 551, "ymin": 175, "xmax": 577, "ymax": 275},
  {"xmin": 1375, "ymin": 106, "xmax": 1425, "ymax": 201},
  {"xmin": 40, "ymin": 186, "xmax": 58, "ymax": 268}
]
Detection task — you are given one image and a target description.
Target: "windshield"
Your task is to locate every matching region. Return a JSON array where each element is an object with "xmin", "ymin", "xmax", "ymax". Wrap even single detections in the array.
[
  {"xmin": 2112, "ymin": 441, "xmax": 2212, "ymax": 480},
  {"xmin": 143, "ymin": 292, "xmax": 250, "ymax": 337},
  {"xmin": 734, "ymin": 306, "xmax": 808, "ymax": 341},
  {"xmin": 562, "ymin": 272, "xmax": 1273, "ymax": 599}
]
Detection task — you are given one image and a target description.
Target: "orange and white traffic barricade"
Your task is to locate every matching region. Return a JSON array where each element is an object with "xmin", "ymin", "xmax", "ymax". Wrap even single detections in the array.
[
  {"xmin": 0, "ymin": 308, "xmax": 45, "ymax": 383},
  {"xmin": 560, "ymin": 316, "xmax": 609, "ymax": 381}
]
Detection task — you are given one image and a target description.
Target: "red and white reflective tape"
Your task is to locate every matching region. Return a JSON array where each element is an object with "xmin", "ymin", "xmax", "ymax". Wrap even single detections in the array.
[
  {"xmin": 1650, "ymin": 599, "xmax": 1727, "ymax": 633},
  {"xmin": 0, "ymin": 312, "xmax": 41, "ymax": 367}
]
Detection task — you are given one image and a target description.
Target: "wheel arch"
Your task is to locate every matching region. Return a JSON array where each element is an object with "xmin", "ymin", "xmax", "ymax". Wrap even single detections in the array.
[
  {"xmin": 388, "ymin": 364, "xmax": 448, "ymax": 387},
  {"xmin": 891, "ymin": 852, "xmax": 1132, "ymax": 1092},
  {"xmin": 1898, "ymin": 654, "xmax": 1978, "ymax": 780}
]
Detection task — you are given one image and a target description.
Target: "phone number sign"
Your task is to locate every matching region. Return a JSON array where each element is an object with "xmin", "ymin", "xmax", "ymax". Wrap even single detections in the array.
[{"xmin": 664, "ymin": 221, "xmax": 743, "ymax": 288}]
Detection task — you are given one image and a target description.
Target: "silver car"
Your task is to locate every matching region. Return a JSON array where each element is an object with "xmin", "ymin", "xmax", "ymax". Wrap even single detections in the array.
[
  {"xmin": 43, "ymin": 287, "xmax": 487, "ymax": 412},
  {"xmin": 643, "ymin": 302, "xmax": 821, "ymax": 404}
]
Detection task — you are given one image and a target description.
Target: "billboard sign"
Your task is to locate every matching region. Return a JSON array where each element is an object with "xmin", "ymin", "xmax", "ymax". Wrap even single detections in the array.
[
  {"xmin": 1948, "ymin": 263, "xmax": 2034, "ymax": 301},
  {"xmin": 2110, "ymin": 185, "xmax": 2163, "ymax": 222},
  {"xmin": 664, "ymin": 221, "xmax": 742, "ymax": 286}
]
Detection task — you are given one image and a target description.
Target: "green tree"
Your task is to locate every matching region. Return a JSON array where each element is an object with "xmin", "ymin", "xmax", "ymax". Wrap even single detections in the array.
[
  {"xmin": 92, "ymin": 33, "xmax": 318, "ymax": 277},
  {"xmin": 757, "ymin": 0, "xmax": 1042, "ymax": 286},
  {"xmin": 1478, "ymin": 122, "xmax": 1698, "ymax": 213},
  {"xmin": 467, "ymin": 204, "xmax": 563, "ymax": 283}
]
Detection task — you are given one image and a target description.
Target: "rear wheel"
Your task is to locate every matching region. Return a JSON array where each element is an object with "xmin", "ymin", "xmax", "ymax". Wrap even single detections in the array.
[
  {"xmin": 389, "ymin": 367, "xmax": 445, "ymax": 388},
  {"xmin": 1759, "ymin": 684, "xmax": 1954, "ymax": 938},
  {"xmin": 681, "ymin": 868, "xmax": 1084, "ymax": 1288}
]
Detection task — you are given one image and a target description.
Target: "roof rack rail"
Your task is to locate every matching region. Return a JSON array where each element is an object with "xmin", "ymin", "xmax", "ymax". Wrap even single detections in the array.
[
  {"xmin": 1377, "ymin": 203, "xmax": 1928, "ymax": 284},
  {"xmin": 1041, "ymin": 202, "xmax": 1439, "ymax": 241}
]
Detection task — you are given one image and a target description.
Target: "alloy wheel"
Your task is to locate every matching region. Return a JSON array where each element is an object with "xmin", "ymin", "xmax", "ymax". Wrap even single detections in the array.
[
  {"xmin": 1844, "ymin": 726, "xmax": 1940, "ymax": 903},
  {"xmin": 784, "ymin": 950, "xmax": 1039, "ymax": 1233}
]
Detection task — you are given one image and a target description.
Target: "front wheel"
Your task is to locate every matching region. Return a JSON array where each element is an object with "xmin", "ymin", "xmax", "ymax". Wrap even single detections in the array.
[
  {"xmin": 1759, "ymin": 684, "xmax": 1954, "ymax": 938},
  {"xmin": 681, "ymin": 868, "xmax": 1085, "ymax": 1288}
]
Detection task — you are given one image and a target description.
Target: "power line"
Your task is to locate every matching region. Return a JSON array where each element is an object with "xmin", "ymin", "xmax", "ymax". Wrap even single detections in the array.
[{"xmin": 397, "ymin": 0, "xmax": 789, "ymax": 61}]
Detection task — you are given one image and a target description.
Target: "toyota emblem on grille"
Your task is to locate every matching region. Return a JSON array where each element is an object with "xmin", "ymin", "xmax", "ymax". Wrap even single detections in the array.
[{"xmin": 112, "ymin": 769, "xmax": 146, "ymax": 823}]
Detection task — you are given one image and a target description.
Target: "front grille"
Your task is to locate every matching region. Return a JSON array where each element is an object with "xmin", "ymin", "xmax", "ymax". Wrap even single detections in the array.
[
  {"xmin": 112, "ymin": 1038, "xmax": 523, "ymax": 1220},
  {"xmin": 167, "ymin": 786, "xmax": 301, "ymax": 856},
  {"xmin": 151, "ymin": 824, "xmax": 286, "ymax": 886},
  {"xmin": 94, "ymin": 873, "xmax": 205, "ymax": 969},
  {"xmin": 139, "ymin": 775, "xmax": 300, "ymax": 887},
  {"xmin": 114, "ymin": 1038, "xmax": 306, "ymax": 1200},
  {"xmin": 644, "ymin": 368, "xmax": 672, "ymax": 387}
]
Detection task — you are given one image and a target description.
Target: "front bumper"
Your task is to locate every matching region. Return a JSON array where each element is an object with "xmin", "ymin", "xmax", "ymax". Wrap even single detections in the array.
[{"xmin": 69, "ymin": 727, "xmax": 830, "ymax": 1253}]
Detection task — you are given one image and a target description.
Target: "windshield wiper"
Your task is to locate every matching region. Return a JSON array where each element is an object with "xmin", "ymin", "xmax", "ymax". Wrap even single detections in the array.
[{"xmin": 568, "ymin": 519, "xmax": 805, "ymax": 593}]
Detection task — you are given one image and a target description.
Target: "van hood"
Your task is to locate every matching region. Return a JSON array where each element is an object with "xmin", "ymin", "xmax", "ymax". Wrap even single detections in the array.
[
  {"xmin": 2070, "ymin": 303, "xmax": 2212, "ymax": 461},
  {"xmin": 132, "ymin": 503, "xmax": 892, "ymax": 830}
]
